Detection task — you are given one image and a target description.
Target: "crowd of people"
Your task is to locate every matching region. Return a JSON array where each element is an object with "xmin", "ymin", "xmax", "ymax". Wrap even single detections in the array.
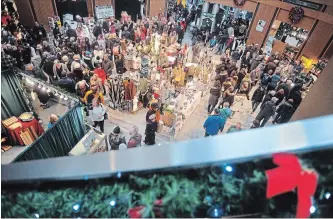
[
  {"xmin": 203, "ymin": 43, "xmax": 327, "ymax": 136},
  {"xmin": 1, "ymin": 2, "xmax": 328, "ymax": 148}
]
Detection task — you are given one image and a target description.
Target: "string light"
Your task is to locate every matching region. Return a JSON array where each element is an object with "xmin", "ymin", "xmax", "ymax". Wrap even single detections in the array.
[
  {"xmin": 34, "ymin": 213, "xmax": 39, "ymax": 218},
  {"xmin": 64, "ymin": 96, "xmax": 68, "ymax": 101},
  {"xmin": 42, "ymin": 87, "xmax": 46, "ymax": 91},
  {"xmin": 310, "ymin": 206, "xmax": 316, "ymax": 214},
  {"xmin": 46, "ymin": 88, "xmax": 51, "ymax": 93},
  {"xmin": 38, "ymin": 85, "xmax": 42, "ymax": 89},
  {"xmin": 54, "ymin": 92, "xmax": 59, "ymax": 96},
  {"xmin": 325, "ymin": 192, "xmax": 331, "ymax": 199},
  {"xmin": 73, "ymin": 204, "xmax": 80, "ymax": 212},
  {"xmin": 60, "ymin": 94, "xmax": 64, "ymax": 99},
  {"xmin": 109, "ymin": 200, "xmax": 116, "ymax": 207},
  {"xmin": 225, "ymin": 165, "xmax": 233, "ymax": 172}
]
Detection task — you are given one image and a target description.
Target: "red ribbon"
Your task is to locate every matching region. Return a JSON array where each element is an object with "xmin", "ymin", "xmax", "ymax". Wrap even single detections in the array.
[
  {"xmin": 128, "ymin": 199, "xmax": 163, "ymax": 218},
  {"xmin": 265, "ymin": 153, "xmax": 318, "ymax": 218}
]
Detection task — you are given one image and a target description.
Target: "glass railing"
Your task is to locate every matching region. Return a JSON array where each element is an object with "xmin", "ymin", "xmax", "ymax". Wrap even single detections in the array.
[{"xmin": 2, "ymin": 115, "xmax": 333, "ymax": 218}]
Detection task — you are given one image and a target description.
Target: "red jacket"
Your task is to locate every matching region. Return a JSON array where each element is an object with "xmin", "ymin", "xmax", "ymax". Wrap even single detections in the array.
[{"xmin": 94, "ymin": 68, "xmax": 107, "ymax": 84}]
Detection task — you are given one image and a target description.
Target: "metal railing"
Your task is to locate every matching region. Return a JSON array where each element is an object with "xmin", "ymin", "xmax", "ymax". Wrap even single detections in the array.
[{"xmin": 2, "ymin": 115, "xmax": 333, "ymax": 184}]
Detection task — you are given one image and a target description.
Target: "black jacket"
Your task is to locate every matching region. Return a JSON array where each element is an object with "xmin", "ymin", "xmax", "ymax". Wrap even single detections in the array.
[
  {"xmin": 145, "ymin": 122, "xmax": 158, "ymax": 134},
  {"xmin": 276, "ymin": 101, "xmax": 295, "ymax": 123},
  {"xmin": 252, "ymin": 87, "xmax": 265, "ymax": 102}
]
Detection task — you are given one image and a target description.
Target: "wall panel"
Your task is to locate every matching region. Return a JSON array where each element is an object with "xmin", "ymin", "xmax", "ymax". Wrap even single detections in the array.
[
  {"xmin": 208, "ymin": 0, "xmax": 257, "ymax": 12},
  {"xmin": 301, "ymin": 21, "xmax": 333, "ymax": 59},
  {"xmin": 31, "ymin": 0, "xmax": 56, "ymax": 26},
  {"xmin": 247, "ymin": 3, "xmax": 277, "ymax": 46},
  {"xmin": 15, "ymin": 0, "xmax": 35, "ymax": 27},
  {"xmin": 149, "ymin": 0, "xmax": 166, "ymax": 17}
]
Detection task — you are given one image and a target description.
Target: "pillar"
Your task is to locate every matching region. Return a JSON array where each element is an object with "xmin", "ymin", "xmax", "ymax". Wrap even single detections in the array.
[
  {"xmin": 211, "ymin": 3, "xmax": 219, "ymax": 33},
  {"xmin": 14, "ymin": 0, "xmax": 35, "ymax": 27},
  {"xmin": 200, "ymin": 1, "xmax": 209, "ymax": 27}
]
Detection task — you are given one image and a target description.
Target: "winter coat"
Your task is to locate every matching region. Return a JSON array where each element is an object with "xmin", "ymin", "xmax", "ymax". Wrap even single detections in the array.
[
  {"xmin": 102, "ymin": 59, "xmax": 113, "ymax": 75},
  {"xmin": 145, "ymin": 122, "xmax": 158, "ymax": 134},
  {"xmin": 203, "ymin": 115, "xmax": 224, "ymax": 135},
  {"xmin": 252, "ymin": 87, "xmax": 265, "ymax": 102},
  {"xmin": 277, "ymin": 83, "xmax": 290, "ymax": 98},
  {"xmin": 108, "ymin": 133, "xmax": 126, "ymax": 150},
  {"xmin": 250, "ymin": 56, "xmax": 263, "ymax": 71},
  {"xmin": 231, "ymin": 51, "xmax": 241, "ymax": 61},
  {"xmin": 262, "ymin": 93, "xmax": 274, "ymax": 107},
  {"xmin": 274, "ymin": 92, "xmax": 285, "ymax": 106},
  {"xmin": 215, "ymin": 72, "xmax": 228, "ymax": 85},
  {"xmin": 219, "ymin": 108, "xmax": 232, "ymax": 125},
  {"xmin": 208, "ymin": 87, "xmax": 221, "ymax": 106},
  {"xmin": 268, "ymin": 74, "xmax": 280, "ymax": 88},
  {"xmin": 257, "ymin": 100, "xmax": 276, "ymax": 119},
  {"xmin": 276, "ymin": 101, "xmax": 295, "ymax": 123},
  {"xmin": 128, "ymin": 133, "xmax": 142, "ymax": 148},
  {"xmin": 90, "ymin": 104, "xmax": 106, "ymax": 122}
]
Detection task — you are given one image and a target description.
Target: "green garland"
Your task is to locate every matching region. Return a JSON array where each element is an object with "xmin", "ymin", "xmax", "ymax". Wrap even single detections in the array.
[{"xmin": 2, "ymin": 150, "xmax": 333, "ymax": 218}]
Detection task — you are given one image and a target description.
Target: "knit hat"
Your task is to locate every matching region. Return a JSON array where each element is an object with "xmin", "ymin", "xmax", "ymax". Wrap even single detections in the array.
[
  {"xmin": 62, "ymin": 55, "xmax": 69, "ymax": 63},
  {"xmin": 113, "ymin": 126, "xmax": 121, "ymax": 134},
  {"xmin": 271, "ymin": 97, "xmax": 279, "ymax": 103},
  {"xmin": 73, "ymin": 54, "xmax": 80, "ymax": 61}
]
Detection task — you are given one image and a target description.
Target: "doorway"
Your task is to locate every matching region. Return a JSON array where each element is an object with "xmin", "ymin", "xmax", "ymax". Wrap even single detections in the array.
[
  {"xmin": 115, "ymin": 0, "xmax": 141, "ymax": 21},
  {"xmin": 55, "ymin": 0, "xmax": 89, "ymax": 24}
]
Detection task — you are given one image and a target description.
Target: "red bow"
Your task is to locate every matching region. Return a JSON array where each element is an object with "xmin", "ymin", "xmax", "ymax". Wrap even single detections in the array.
[
  {"xmin": 128, "ymin": 199, "xmax": 163, "ymax": 218},
  {"xmin": 266, "ymin": 153, "xmax": 318, "ymax": 218}
]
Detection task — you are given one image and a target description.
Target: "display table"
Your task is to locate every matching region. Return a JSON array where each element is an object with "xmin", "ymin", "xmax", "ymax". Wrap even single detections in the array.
[
  {"xmin": 69, "ymin": 129, "xmax": 106, "ymax": 156},
  {"xmin": 7, "ymin": 119, "xmax": 44, "ymax": 146}
]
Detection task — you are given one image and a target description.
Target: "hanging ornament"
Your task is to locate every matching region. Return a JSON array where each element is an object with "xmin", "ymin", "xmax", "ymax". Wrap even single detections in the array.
[
  {"xmin": 265, "ymin": 153, "xmax": 318, "ymax": 218},
  {"xmin": 233, "ymin": 0, "xmax": 246, "ymax": 6},
  {"xmin": 289, "ymin": 6, "xmax": 304, "ymax": 24}
]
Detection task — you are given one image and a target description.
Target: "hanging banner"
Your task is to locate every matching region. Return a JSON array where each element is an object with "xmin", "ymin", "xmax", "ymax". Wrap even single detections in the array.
[{"xmin": 95, "ymin": 5, "xmax": 115, "ymax": 20}]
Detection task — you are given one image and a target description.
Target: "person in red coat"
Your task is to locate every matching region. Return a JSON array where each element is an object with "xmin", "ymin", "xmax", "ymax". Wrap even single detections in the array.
[{"xmin": 93, "ymin": 63, "xmax": 107, "ymax": 95}]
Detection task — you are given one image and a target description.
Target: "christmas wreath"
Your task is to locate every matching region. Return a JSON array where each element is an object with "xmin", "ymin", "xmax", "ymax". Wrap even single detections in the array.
[
  {"xmin": 289, "ymin": 6, "xmax": 304, "ymax": 24},
  {"xmin": 233, "ymin": 0, "xmax": 246, "ymax": 6}
]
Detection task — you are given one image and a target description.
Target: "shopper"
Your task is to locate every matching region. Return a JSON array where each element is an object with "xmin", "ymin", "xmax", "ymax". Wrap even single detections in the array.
[
  {"xmin": 203, "ymin": 108, "xmax": 224, "ymax": 137},
  {"xmin": 48, "ymin": 114, "xmax": 59, "ymax": 129},
  {"xmin": 109, "ymin": 126, "xmax": 126, "ymax": 150},
  {"xmin": 128, "ymin": 126, "xmax": 142, "ymax": 148},
  {"xmin": 208, "ymin": 81, "xmax": 222, "ymax": 114},
  {"xmin": 256, "ymin": 97, "xmax": 278, "ymax": 127},
  {"xmin": 251, "ymin": 85, "xmax": 265, "ymax": 113},
  {"xmin": 219, "ymin": 102, "xmax": 232, "ymax": 132},
  {"xmin": 90, "ymin": 98, "xmax": 106, "ymax": 133},
  {"xmin": 273, "ymin": 99, "xmax": 295, "ymax": 124},
  {"xmin": 145, "ymin": 114, "xmax": 158, "ymax": 145}
]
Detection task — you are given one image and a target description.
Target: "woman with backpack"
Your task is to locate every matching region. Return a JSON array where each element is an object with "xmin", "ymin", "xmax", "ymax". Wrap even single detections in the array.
[{"xmin": 267, "ymin": 71, "xmax": 281, "ymax": 92}]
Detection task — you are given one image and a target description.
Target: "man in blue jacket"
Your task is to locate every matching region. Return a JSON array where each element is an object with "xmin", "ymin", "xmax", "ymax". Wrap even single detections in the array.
[
  {"xmin": 219, "ymin": 102, "xmax": 232, "ymax": 132},
  {"xmin": 203, "ymin": 108, "xmax": 224, "ymax": 137}
]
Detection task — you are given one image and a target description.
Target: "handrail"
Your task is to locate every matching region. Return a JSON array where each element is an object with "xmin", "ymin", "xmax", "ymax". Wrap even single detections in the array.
[{"xmin": 2, "ymin": 115, "xmax": 333, "ymax": 184}]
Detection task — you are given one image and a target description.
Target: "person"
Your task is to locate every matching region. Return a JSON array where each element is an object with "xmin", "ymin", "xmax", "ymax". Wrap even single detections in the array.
[
  {"xmin": 238, "ymin": 73, "xmax": 251, "ymax": 99},
  {"xmin": 274, "ymin": 89, "xmax": 285, "ymax": 106},
  {"xmin": 76, "ymin": 80, "xmax": 90, "ymax": 102},
  {"xmin": 219, "ymin": 102, "xmax": 232, "ymax": 132},
  {"xmin": 256, "ymin": 97, "xmax": 278, "ymax": 127},
  {"xmin": 273, "ymin": 99, "xmax": 295, "ymax": 124},
  {"xmin": 250, "ymin": 120, "xmax": 260, "ymax": 129},
  {"xmin": 128, "ymin": 126, "xmax": 142, "ymax": 148},
  {"xmin": 222, "ymin": 86, "xmax": 235, "ymax": 106},
  {"xmin": 145, "ymin": 114, "xmax": 158, "ymax": 145},
  {"xmin": 102, "ymin": 54, "xmax": 113, "ymax": 76},
  {"xmin": 90, "ymin": 98, "xmax": 106, "ymax": 132},
  {"xmin": 288, "ymin": 84, "xmax": 302, "ymax": 110},
  {"xmin": 227, "ymin": 122, "xmax": 242, "ymax": 133},
  {"xmin": 267, "ymin": 71, "xmax": 281, "ymax": 92},
  {"xmin": 1, "ymin": 50, "xmax": 17, "ymax": 70},
  {"xmin": 109, "ymin": 126, "xmax": 126, "ymax": 150},
  {"xmin": 251, "ymin": 85, "xmax": 265, "ymax": 113},
  {"xmin": 33, "ymin": 21, "xmax": 47, "ymax": 43},
  {"xmin": 83, "ymin": 84, "xmax": 104, "ymax": 110},
  {"xmin": 203, "ymin": 108, "xmax": 224, "ymax": 137},
  {"xmin": 208, "ymin": 81, "xmax": 222, "ymax": 114},
  {"xmin": 48, "ymin": 114, "xmax": 59, "ymax": 129}
]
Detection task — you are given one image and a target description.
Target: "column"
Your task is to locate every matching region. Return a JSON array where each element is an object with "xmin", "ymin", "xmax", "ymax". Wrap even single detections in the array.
[
  {"xmin": 211, "ymin": 3, "xmax": 220, "ymax": 32},
  {"xmin": 200, "ymin": 1, "xmax": 209, "ymax": 27}
]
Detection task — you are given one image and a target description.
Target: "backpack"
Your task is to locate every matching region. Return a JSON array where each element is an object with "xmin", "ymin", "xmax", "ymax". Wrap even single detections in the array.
[{"xmin": 261, "ymin": 74, "xmax": 269, "ymax": 86}]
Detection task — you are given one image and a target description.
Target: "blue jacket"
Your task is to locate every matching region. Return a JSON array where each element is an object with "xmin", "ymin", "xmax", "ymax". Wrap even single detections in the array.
[
  {"xmin": 219, "ymin": 108, "xmax": 232, "ymax": 125},
  {"xmin": 269, "ymin": 74, "xmax": 280, "ymax": 88},
  {"xmin": 203, "ymin": 115, "xmax": 224, "ymax": 135}
]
